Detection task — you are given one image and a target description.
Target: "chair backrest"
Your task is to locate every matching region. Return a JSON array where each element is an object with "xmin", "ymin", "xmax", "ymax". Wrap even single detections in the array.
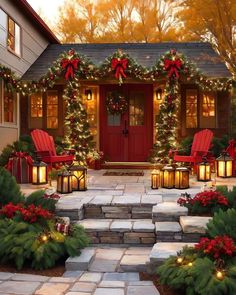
[
  {"xmin": 31, "ymin": 129, "xmax": 57, "ymax": 156},
  {"xmin": 191, "ymin": 129, "xmax": 213, "ymax": 155},
  {"xmin": 226, "ymin": 139, "xmax": 236, "ymax": 159}
]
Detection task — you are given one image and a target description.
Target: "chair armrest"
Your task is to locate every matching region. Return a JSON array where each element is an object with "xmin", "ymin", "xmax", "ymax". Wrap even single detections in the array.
[
  {"xmin": 63, "ymin": 148, "xmax": 76, "ymax": 155},
  {"xmin": 35, "ymin": 150, "xmax": 51, "ymax": 157}
]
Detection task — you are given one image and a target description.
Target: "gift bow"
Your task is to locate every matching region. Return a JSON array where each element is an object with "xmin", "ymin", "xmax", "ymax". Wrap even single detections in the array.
[
  {"xmin": 111, "ymin": 58, "xmax": 128, "ymax": 80},
  {"xmin": 61, "ymin": 58, "xmax": 80, "ymax": 80},
  {"xmin": 164, "ymin": 58, "xmax": 182, "ymax": 78}
]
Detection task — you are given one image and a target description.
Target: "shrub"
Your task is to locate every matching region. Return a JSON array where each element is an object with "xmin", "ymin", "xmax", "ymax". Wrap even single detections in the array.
[
  {"xmin": 216, "ymin": 186, "xmax": 236, "ymax": 209},
  {"xmin": 177, "ymin": 191, "xmax": 229, "ymax": 215},
  {"xmin": 0, "ymin": 218, "xmax": 89, "ymax": 270},
  {"xmin": 25, "ymin": 190, "xmax": 59, "ymax": 212},
  {"xmin": 206, "ymin": 208, "xmax": 236, "ymax": 242},
  {"xmin": 0, "ymin": 167, "xmax": 24, "ymax": 206}
]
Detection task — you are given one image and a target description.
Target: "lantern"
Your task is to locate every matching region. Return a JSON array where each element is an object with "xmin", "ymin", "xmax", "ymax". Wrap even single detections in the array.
[
  {"xmin": 85, "ymin": 89, "xmax": 92, "ymax": 101},
  {"xmin": 160, "ymin": 166, "xmax": 175, "ymax": 189},
  {"xmin": 57, "ymin": 171, "xmax": 73, "ymax": 194},
  {"xmin": 216, "ymin": 152, "xmax": 233, "ymax": 178},
  {"xmin": 151, "ymin": 169, "xmax": 160, "ymax": 189},
  {"xmin": 175, "ymin": 167, "xmax": 190, "ymax": 189},
  {"xmin": 155, "ymin": 88, "xmax": 163, "ymax": 100},
  {"xmin": 197, "ymin": 160, "xmax": 211, "ymax": 181},
  {"xmin": 69, "ymin": 165, "xmax": 87, "ymax": 191},
  {"xmin": 32, "ymin": 159, "xmax": 48, "ymax": 185}
]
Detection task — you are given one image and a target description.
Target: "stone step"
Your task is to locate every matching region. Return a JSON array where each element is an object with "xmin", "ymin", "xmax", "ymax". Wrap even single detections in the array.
[
  {"xmin": 77, "ymin": 219, "xmax": 156, "ymax": 245},
  {"xmin": 66, "ymin": 247, "xmax": 152, "ymax": 273},
  {"xmin": 148, "ymin": 242, "xmax": 195, "ymax": 274},
  {"xmin": 152, "ymin": 202, "xmax": 188, "ymax": 222},
  {"xmin": 180, "ymin": 216, "xmax": 212, "ymax": 234}
]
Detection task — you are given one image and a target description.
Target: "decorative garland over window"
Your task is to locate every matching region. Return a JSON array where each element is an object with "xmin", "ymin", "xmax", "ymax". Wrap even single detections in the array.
[{"xmin": 0, "ymin": 49, "xmax": 233, "ymax": 163}]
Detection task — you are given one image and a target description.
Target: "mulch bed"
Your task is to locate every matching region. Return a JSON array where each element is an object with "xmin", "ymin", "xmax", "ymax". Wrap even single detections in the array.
[
  {"xmin": 0, "ymin": 261, "xmax": 65, "ymax": 277},
  {"xmin": 140, "ymin": 272, "xmax": 185, "ymax": 295},
  {"xmin": 103, "ymin": 171, "xmax": 144, "ymax": 176}
]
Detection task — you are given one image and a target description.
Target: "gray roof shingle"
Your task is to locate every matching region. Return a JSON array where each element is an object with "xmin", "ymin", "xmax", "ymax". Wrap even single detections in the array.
[{"xmin": 22, "ymin": 42, "xmax": 231, "ymax": 80}]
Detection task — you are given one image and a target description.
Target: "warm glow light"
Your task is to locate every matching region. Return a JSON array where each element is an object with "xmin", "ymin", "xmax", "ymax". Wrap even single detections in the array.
[
  {"xmin": 41, "ymin": 234, "xmax": 48, "ymax": 242},
  {"xmin": 188, "ymin": 262, "xmax": 193, "ymax": 267},
  {"xmin": 216, "ymin": 271, "xmax": 224, "ymax": 280},
  {"xmin": 151, "ymin": 170, "xmax": 160, "ymax": 189},
  {"xmin": 177, "ymin": 257, "xmax": 183, "ymax": 264}
]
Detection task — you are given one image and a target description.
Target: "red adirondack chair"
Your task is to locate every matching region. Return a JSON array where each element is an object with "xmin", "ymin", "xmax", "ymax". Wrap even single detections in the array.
[
  {"xmin": 173, "ymin": 129, "xmax": 214, "ymax": 171},
  {"xmin": 31, "ymin": 129, "xmax": 74, "ymax": 169},
  {"xmin": 226, "ymin": 139, "xmax": 236, "ymax": 176}
]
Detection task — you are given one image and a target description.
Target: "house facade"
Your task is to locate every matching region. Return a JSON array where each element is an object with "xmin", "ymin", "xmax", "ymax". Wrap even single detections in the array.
[
  {"xmin": 0, "ymin": 0, "xmax": 59, "ymax": 151},
  {"xmin": 21, "ymin": 43, "xmax": 232, "ymax": 163}
]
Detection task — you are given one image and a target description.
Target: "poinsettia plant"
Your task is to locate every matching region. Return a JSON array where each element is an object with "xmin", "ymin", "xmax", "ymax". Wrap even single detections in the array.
[
  {"xmin": 177, "ymin": 191, "xmax": 229, "ymax": 215},
  {"xmin": 195, "ymin": 235, "xmax": 236, "ymax": 260}
]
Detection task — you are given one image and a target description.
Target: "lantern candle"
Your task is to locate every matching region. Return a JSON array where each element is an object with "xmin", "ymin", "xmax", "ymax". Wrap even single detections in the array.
[
  {"xmin": 175, "ymin": 167, "xmax": 190, "ymax": 189},
  {"xmin": 197, "ymin": 160, "xmax": 211, "ymax": 182},
  {"xmin": 216, "ymin": 152, "xmax": 233, "ymax": 178},
  {"xmin": 151, "ymin": 169, "xmax": 160, "ymax": 189},
  {"xmin": 57, "ymin": 171, "xmax": 73, "ymax": 194},
  {"xmin": 69, "ymin": 165, "xmax": 87, "ymax": 191},
  {"xmin": 32, "ymin": 159, "xmax": 48, "ymax": 185},
  {"xmin": 160, "ymin": 166, "xmax": 175, "ymax": 189}
]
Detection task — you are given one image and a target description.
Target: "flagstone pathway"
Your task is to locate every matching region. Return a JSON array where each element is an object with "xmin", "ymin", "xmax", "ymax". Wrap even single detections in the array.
[{"xmin": 6, "ymin": 169, "xmax": 235, "ymax": 295}]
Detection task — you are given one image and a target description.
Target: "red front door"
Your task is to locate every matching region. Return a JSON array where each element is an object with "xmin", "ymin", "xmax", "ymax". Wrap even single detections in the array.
[{"xmin": 100, "ymin": 84, "xmax": 153, "ymax": 162}]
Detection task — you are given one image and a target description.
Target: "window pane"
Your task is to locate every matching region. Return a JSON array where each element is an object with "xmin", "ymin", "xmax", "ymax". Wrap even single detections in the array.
[
  {"xmin": 202, "ymin": 93, "xmax": 215, "ymax": 117},
  {"xmin": 30, "ymin": 93, "xmax": 43, "ymax": 117},
  {"xmin": 4, "ymin": 92, "xmax": 15, "ymax": 123},
  {"xmin": 186, "ymin": 89, "xmax": 198, "ymax": 128},
  {"xmin": 46, "ymin": 91, "xmax": 58, "ymax": 129},
  {"xmin": 8, "ymin": 17, "xmax": 15, "ymax": 51},
  {"xmin": 0, "ymin": 9, "xmax": 7, "ymax": 47},
  {"xmin": 129, "ymin": 92, "xmax": 144, "ymax": 126},
  {"xmin": 15, "ymin": 23, "xmax": 21, "ymax": 55},
  {"xmin": 108, "ymin": 114, "xmax": 121, "ymax": 126}
]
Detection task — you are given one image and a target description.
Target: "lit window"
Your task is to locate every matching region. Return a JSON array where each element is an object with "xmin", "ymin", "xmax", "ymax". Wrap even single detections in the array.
[
  {"xmin": 8, "ymin": 16, "xmax": 21, "ymax": 56},
  {"xmin": 4, "ymin": 90, "xmax": 15, "ymax": 123},
  {"xmin": 46, "ymin": 91, "xmax": 58, "ymax": 129},
  {"xmin": 30, "ymin": 93, "xmax": 43, "ymax": 117},
  {"xmin": 186, "ymin": 89, "xmax": 198, "ymax": 128},
  {"xmin": 202, "ymin": 93, "xmax": 215, "ymax": 117}
]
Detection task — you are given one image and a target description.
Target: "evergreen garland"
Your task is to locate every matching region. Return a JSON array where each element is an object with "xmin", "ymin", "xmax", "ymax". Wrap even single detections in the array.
[{"xmin": 63, "ymin": 80, "xmax": 94, "ymax": 164}]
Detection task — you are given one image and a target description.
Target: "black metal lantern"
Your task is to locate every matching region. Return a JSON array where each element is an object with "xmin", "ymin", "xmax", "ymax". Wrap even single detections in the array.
[
  {"xmin": 32, "ymin": 159, "xmax": 48, "ymax": 185},
  {"xmin": 197, "ymin": 160, "xmax": 211, "ymax": 181},
  {"xmin": 216, "ymin": 152, "xmax": 233, "ymax": 178},
  {"xmin": 151, "ymin": 169, "xmax": 160, "ymax": 189},
  {"xmin": 57, "ymin": 171, "xmax": 73, "ymax": 194},
  {"xmin": 69, "ymin": 165, "xmax": 87, "ymax": 191},
  {"xmin": 85, "ymin": 89, "xmax": 92, "ymax": 101},
  {"xmin": 160, "ymin": 166, "xmax": 175, "ymax": 189},
  {"xmin": 175, "ymin": 167, "xmax": 190, "ymax": 189}
]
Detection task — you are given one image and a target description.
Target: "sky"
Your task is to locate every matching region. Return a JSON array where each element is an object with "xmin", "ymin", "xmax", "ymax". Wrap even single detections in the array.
[{"xmin": 26, "ymin": 0, "xmax": 65, "ymax": 25}]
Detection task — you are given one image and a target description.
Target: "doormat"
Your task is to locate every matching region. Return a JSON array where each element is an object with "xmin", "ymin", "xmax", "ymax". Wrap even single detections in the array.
[{"xmin": 103, "ymin": 171, "xmax": 144, "ymax": 176}]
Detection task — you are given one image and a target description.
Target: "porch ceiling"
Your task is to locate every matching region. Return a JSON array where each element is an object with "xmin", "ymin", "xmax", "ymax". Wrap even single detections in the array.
[{"xmin": 22, "ymin": 42, "xmax": 231, "ymax": 81}]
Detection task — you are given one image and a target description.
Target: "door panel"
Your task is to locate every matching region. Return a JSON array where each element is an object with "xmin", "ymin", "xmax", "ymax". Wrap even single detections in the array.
[{"xmin": 100, "ymin": 84, "xmax": 153, "ymax": 162}]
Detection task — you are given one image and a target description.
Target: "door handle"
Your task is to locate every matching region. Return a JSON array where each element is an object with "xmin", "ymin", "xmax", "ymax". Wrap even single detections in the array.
[{"xmin": 122, "ymin": 120, "xmax": 129, "ymax": 137}]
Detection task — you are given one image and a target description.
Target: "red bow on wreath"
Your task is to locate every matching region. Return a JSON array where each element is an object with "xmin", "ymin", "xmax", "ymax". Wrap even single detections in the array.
[
  {"xmin": 164, "ymin": 58, "xmax": 182, "ymax": 78},
  {"xmin": 111, "ymin": 58, "xmax": 128, "ymax": 80},
  {"xmin": 61, "ymin": 58, "xmax": 80, "ymax": 80}
]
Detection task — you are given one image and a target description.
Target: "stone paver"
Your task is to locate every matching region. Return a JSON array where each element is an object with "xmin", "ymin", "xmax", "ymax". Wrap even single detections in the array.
[
  {"xmin": 110, "ymin": 220, "xmax": 133, "ymax": 232},
  {"xmin": 0, "ymin": 272, "xmax": 14, "ymax": 280},
  {"xmin": 99, "ymin": 281, "xmax": 125, "ymax": 288},
  {"xmin": 66, "ymin": 248, "xmax": 96, "ymax": 271},
  {"xmin": 180, "ymin": 216, "xmax": 212, "ymax": 234},
  {"xmin": 35, "ymin": 283, "xmax": 70, "ymax": 295},
  {"xmin": 155, "ymin": 221, "xmax": 182, "ymax": 232},
  {"xmin": 103, "ymin": 272, "xmax": 140, "ymax": 282},
  {"xmin": 63, "ymin": 271, "xmax": 84, "ymax": 278},
  {"xmin": 127, "ymin": 285, "xmax": 160, "ymax": 295},
  {"xmin": 133, "ymin": 220, "xmax": 155, "ymax": 232},
  {"xmin": 77, "ymin": 219, "xmax": 112, "ymax": 231},
  {"xmin": 79, "ymin": 272, "xmax": 102, "ymax": 283},
  {"xmin": 11, "ymin": 273, "xmax": 49, "ymax": 282},
  {"xmin": 0, "ymin": 281, "xmax": 41, "ymax": 295},
  {"xmin": 141, "ymin": 194, "xmax": 162, "ymax": 205},
  {"xmin": 120, "ymin": 255, "xmax": 148, "ymax": 271},
  {"xmin": 70, "ymin": 282, "xmax": 96, "ymax": 292},
  {"xmin": 88, "ymin": 195, "xmax": 113, "ymax": 205},
  {"xmin": 112, "ymin": 195, "xmax": 141, "ymax": 205},
  {"xmin": 94, "ymin": 288, "xmax": 125, "ymax": 295},
  {"xmin": 152, "ymin": 202, "xmax": 188, "ymax": 221}
]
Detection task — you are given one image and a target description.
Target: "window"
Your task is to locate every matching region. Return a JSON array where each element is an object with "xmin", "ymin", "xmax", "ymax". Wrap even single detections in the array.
[
  {"xmin": 202, "ymin": 93, "xmax": 215, "ymax": 117},
  {"xmin": 186, "ymin": 89, "xmax": 198, "ymax": 128},
  {"xmin": 129, "ymin": 92, "xmax": 145, "ymax": 126},
  {"xmin": 0, "ymin": 8, "xmax": 7, "ymax": 47},
  {"xmin": 7, "ymin": 16, "xmax": 21, "ymax": 56},
  {"xmin": 4, "ymin": 90, "xmax": 15, "ymax": 123},
  {"xmin": 30, "ymin": 93, "xmax": 43, "ymax": 117},
  {"xmin": 46, "ymin": 90, "xmax": 58, "ymax": 129}
]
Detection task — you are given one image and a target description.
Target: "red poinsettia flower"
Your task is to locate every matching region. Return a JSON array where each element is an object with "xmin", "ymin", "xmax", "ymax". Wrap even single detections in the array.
[{"xmin": 195, "ymin": 235, "xmax": 236, "ymax": 259}]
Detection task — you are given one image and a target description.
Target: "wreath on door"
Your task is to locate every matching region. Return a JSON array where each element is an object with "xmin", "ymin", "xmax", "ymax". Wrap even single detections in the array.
[{"xmin": 106, "ymin": 91, "xmax": 128, "ymax": 115}]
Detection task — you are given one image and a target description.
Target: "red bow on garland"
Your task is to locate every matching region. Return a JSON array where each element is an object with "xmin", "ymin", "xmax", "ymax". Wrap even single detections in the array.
[
  {"xmin": 61, "ymin": 58, "xmax": 80, "ymax": 80},
  {"xmin": 164, "ymin": 58, "xmax": 182, "ymax": 78},
  {"xmin": 111, "ymin": 58, "xmax": 128, "ymax": 80}
]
